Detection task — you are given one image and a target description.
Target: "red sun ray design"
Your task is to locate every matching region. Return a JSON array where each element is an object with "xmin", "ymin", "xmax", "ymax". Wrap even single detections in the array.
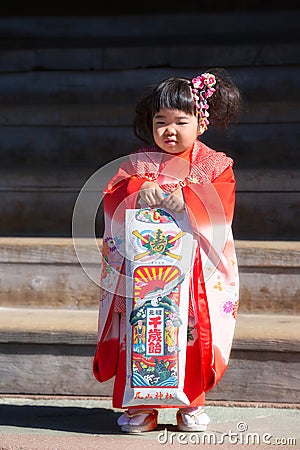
[{"xmin": 134, "ymin": 266, "xmax": 180, "ymax": 300}]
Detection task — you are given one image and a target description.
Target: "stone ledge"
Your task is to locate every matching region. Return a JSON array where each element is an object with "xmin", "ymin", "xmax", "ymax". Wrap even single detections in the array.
[
  {"xmin": 0, "ymin": 239, "xmax": 299, "ymax": 313},
  {"xmin": 0, "ymin": 307, "xmax": 299, "ymax": 353},
  {"xmin": 0, "ymin": 238, "xmax": 299, "ymax": 267},
  {"xmin": 0, "ymin": 308, "xmax": 299, "ymax": 402}
]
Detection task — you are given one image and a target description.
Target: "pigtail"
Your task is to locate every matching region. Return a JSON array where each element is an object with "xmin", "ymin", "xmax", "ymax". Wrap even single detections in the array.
[{"xmin": 206, "ymin": 68, "xmax": 244, "ymax": 127}]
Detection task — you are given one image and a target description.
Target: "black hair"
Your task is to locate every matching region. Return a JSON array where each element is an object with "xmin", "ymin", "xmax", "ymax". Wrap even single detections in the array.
[{"xmin": 134, "ymin": 68, "xmax": 243, "ymax": 145}]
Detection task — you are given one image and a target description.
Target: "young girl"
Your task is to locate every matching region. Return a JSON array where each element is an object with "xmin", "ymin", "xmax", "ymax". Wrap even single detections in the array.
[{"xmin": 93, "ymin": 68, "xmax": 243, "ymax": 433}]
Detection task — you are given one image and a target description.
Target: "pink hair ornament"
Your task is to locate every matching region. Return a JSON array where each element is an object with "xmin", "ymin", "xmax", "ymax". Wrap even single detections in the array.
[{"xmin": 191, "ymin": 73, "xmax": 216, "ymax": 127}]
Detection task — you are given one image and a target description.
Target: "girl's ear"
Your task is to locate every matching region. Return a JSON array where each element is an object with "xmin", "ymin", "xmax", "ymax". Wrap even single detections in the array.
[{"xmin": 197, "ymin": 118, "xmax": 208, "ymax": 136}]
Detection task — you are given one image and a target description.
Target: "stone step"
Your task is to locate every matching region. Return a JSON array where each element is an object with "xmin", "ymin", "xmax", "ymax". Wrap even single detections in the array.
[
  {"xmin": 0, "ymin": 238, "xmax": 299, "ymax": 313},
  {"xmin": 0, "ymin": 307, "xmax": 299, "ymax": 403}
]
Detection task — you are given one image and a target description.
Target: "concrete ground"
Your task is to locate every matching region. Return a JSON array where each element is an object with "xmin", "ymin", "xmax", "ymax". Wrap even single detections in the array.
[{"xmin": 0, "ymin": 396, "xmax": 299, "ymax": 449}]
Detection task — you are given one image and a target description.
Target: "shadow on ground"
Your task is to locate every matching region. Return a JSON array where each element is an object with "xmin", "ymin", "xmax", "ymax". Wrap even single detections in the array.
[{"xmin": 0, "ymin": 404, "xmax": 124, "ymax": 435}]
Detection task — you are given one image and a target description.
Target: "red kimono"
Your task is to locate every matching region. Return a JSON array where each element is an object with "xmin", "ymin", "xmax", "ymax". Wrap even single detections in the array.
[{"xmin": 93, "ymin": 139, "xmax": 239, "ymax": 408}]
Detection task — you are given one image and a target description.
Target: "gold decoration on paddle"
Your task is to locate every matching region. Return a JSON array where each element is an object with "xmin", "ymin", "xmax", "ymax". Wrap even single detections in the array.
[{"xmin": 132, "ymin": 228, "xmax": 185, "ymax": 261}]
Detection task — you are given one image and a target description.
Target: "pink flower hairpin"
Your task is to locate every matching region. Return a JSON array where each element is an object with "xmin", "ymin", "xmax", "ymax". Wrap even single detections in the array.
[{"xmin": 191, "ymin": 73, "xmax": 216, "ymax": 126}]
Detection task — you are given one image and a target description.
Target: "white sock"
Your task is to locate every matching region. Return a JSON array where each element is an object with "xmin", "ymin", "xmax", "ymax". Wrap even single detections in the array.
[
  {"xmin": 117, "ymin": 409, "xmax": 154, "ymax": 426},
  {"xmin": 117, "ymin": 412, "xmax": 130, "ymax": 426},
  {"xmin": 128, "ymin": 413, "xmax": 150, "ymax": 426},
  {"xmin": 180, "ymin": 407, "xmax": 210, "ymax": 426}
]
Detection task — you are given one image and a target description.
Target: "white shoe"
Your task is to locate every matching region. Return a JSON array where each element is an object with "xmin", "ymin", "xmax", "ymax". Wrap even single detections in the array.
[{"xmin": 177, "ymin": 407, "xmax": 210, "ymax": 431}]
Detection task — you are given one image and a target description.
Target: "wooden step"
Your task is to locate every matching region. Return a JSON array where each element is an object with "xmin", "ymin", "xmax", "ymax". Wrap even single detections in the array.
[
  {"xmin": 0, "ymin": 308, "xmax": 299, "ymax": 403},
  {"xmin": 0, "ymin": 238, "xmax": 299, "ymax": 313}
]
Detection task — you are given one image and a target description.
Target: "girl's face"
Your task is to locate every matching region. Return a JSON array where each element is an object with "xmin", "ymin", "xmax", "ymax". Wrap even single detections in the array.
[{"xmin": 152, "ymin": 108, "xmax": 200, "ymax": 154}]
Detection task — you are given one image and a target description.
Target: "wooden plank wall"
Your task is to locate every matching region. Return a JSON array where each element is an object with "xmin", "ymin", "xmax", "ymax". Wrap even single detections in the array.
[{"xmin": 0, "ymin": 10, "xmax": 299, "ymax": 239}]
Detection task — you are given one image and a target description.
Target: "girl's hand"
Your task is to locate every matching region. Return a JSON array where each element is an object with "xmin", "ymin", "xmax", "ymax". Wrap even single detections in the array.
[
  {"xmin": 162, "ymin": 188, "xmax": 185, "ymax": 212},
  {"xmin": 139, "ymin": 181, "xmax": 165, "ymax": 207}
]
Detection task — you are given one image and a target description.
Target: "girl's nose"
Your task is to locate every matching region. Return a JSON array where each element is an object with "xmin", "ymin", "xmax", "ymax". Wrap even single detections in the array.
[{"xmin": 165, "ymin": 125, "xmax": 176, "ymax": 135}]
